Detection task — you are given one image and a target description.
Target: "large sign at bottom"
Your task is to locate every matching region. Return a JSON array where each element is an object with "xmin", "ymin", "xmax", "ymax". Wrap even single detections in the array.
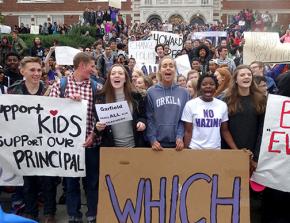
[{"xmin": 97, "ymin": 148, "xmax": 250, "ymax": 223}]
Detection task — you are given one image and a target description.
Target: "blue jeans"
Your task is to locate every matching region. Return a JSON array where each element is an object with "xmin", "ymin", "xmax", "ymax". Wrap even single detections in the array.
[
  {"xmin": 23, "ymin": 176, "xmax": 57, "ymax": 217},
  {"xmin": 65, "ymin": 146, "xmax": 100, "ymax": 220}
]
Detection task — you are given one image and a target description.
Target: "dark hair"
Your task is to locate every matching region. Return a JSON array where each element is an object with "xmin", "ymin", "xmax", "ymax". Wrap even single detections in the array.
[
  {"xmin": 6, "ymin": 52, "xmax": 20, "ymax": 61},
  {"xmin": 100, "ymin": 64, "xmax": 134, "ymax": 103},
  {"xmin": 155, "ymin": 44, "xmax": 164, "ymax": 53},
  {"xmin": 191, "ymin": 57, "xmax": 200, "ymax": 62},
  {"xmin": 197, "ymin": 74, "xmax": 219, "ymax": 91},
  {"xmin": 218, "ymin": 46, "xmax": 228, "ymax": 53}
]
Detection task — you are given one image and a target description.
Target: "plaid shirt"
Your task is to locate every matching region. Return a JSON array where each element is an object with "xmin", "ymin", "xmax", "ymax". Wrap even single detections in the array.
[{"xmin": 49, "ymin": 74, "xmax": 95, "ymax": 138}]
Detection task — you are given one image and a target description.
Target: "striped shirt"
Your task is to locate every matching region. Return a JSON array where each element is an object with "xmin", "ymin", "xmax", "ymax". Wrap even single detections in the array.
[{"xmin": 49, "ymin": 74, "xmax": 95, "ymax": 138}]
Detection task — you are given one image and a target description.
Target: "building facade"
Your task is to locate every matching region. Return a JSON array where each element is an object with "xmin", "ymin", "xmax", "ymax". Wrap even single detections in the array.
[
  {"xmin": 221, "ymin": 0, "xmax": 290, "ymax": 28},
  {"xmin": 0, "ymin": 0, "xmax": 132, "ymax": 27},
  {"xmin": 0, "ymin": 0, "xmax": 289, "ymax": 28},
  {"xmin": 134, "ymin": 0, "xmax": 290, "ymax": 27}
]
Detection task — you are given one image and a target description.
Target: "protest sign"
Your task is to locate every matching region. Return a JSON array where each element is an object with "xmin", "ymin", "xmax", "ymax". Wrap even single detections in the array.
[
  {"xmin": 163, "ymin": 24, "xmax": 173, "ymax": 32},
  {"xmin": 0, "ymin": 25, "xmax": 11, "ymax": 34},
  {"xmin": 55, "ymin": 46, "xmax": 81, "ymax": 65},
  {"xmin": 30, "ymin": 25, "xmax": 39, "ymax": 34},
  {"xmin": 175, "ymin": 54, "xmax": 191, "ymax": 76},
  {"xmin": 244, "ymin": 32, "xmax": 290, "ymax": 65},
  {"xmin": 135, "ymin": 63, "xmax": 158, "ymax": 75},
  {"xmin": 128, "ymin": 40, "xmax": 156, "ymax": 64},
  {"xmin": 238, "ymin": 21, "xmax": 245, "ymax": 26},
  {"xmin": 98, "ymin": 148, "xmax": 250, "ymax": 223},
  {"xmin": 0, "ymin": 95, "xmax": 87, "ymax": 178},
  {"xmin": 109, "ymin": 0, "xmax": 121, "ymax": 9},
  {"xmin": 150, "ymin": 31, "xmax": 183, "ymax": 58},
  {"xmin": 252, "ymin": 94, "xmax": 290, "ymax": 192},
  {"xmin": 95, "ymin": 101, "xmax": 132, "ymax": 125},
  {"xmin": 191, "ymin": 31, "xmax": 227, "ymax": 45}
]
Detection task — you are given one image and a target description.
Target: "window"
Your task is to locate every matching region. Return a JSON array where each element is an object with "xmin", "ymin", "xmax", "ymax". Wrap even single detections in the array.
[
  {"xmin": 19, "ymin": 16, "xmax": 32, "ymax": 26},
  {"xmin": 51, "ymin": 15, "xmax": 64, "ymax": 25},
  {"xmin": 17, "ymin": 0, "xmax": 64, "ymax": 3},
  {"xmin": 35, "ymin": 15, "xmax": 48, "ymax": 26}
]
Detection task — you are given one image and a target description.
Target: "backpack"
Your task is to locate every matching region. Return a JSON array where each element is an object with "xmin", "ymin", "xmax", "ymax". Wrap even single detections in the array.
[{"xmin": 59, "ymin": 76, "xmax": 103, "ymax": 115}]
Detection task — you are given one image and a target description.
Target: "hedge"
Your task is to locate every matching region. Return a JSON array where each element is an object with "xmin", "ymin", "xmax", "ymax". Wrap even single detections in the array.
[{"xmin": 1, "ymin": 24, "xmax": 99, "ymax": 49}]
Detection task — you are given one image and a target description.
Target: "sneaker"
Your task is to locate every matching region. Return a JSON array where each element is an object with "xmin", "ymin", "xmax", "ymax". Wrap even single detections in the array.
[
  {"xmin": 44, "ymin": 215, "xmax": 56, "ymax": 223},
  {"xmin": 87, "ymin": 216, "xmax": 96, "ymax": 223},
  {"xmin": 11, "ymin": 201, "xmax": 25, "ymax": 215},
  {"xmin": 68, "ymin": 216, "xmax": 83, "ymax": 223}
]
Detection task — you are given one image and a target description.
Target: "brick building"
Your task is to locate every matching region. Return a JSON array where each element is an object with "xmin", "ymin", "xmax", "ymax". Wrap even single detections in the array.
[
  {"xmin": 0, "ymin": 0, "xmax": 289, "ymax": 28},
  {"xmin": 0, "ymin": 0, "xmax": 132, "ymax": 27},
  {"xmin": 221, "ymin": 0, "xmax": 290, "ymax": 28}
]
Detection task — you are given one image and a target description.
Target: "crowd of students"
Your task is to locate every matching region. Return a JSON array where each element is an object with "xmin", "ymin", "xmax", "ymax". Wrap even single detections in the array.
[{"xmin": 0, "ymin": 12, "xmax": 290, "ymax": 223}]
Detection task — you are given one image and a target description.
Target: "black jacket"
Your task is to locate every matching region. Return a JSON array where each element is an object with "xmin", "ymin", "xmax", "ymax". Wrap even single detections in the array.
[{"xmin": 94, "ymin": 91, "xmax": 148, "ymax": 147}]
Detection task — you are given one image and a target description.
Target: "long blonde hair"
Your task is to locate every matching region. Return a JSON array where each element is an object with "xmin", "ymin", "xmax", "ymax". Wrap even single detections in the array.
[{"xmin": 224, "ymin": 65, "xmax": 266, "ymax": 115}]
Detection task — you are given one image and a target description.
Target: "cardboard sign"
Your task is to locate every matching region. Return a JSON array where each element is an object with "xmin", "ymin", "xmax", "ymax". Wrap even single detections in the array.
[
  {"xmin": 175, "ymin": 54, "xmax": 191, "ymax": 76},
  {"xmin": 95, "ymin": 101, "xmax": 133, "ymax": 125},
  {"xmin": 135, "ymin": 63, "xmax": 158, "ymax": 75},
  {"xmin": 55, "ymin": 46, "xmax": 81, "ymax": 65},
  {"xmin": 97, "ymin": 148, "xmax": 250, "ymax": 223},
  {"xmin": 109, "ymin": 0, "xmax": 121, "ymax": 9},
  {"xmin": 128, "ymin": 40, "xmax": 156, "ymax": 64},
  {"xmin": 150, "ymin": 31, "xmax": 183, "ymax": 58},
  {"xmin": 0, "ymin": 95, "xmax": 87, "ymax": 178},
  {"xmin": 30, "ymin": 25, "xmax": 39, "ymax": 34},
  {"xmin": 244, "ymin": 32, "xmax": 290, "ymax": 65},
  {"xmin": 252, "ymin": 94, "xmax": 290, "ymax": 192}
]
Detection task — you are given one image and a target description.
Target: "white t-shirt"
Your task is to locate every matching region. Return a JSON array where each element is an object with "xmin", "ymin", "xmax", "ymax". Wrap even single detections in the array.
[{"xmin": 181, "ymin": 97, "xmax": 228, "ymax": 150}]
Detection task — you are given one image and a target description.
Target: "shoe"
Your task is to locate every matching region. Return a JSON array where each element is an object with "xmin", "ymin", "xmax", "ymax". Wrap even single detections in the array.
[
  {"xmin": 44, "ymin": 215, "xmax": 56, "ymax": 223},
  {"xmin": 68, "ymin": 216, "xmax": 83, "ymax": 223},
  {"xmin": 11, "ymin": 201, "xmax": 25, "ymax": 215},
  {"xmin": 87, "ymin": 216, "xmax": 96, "ymax": 223}
]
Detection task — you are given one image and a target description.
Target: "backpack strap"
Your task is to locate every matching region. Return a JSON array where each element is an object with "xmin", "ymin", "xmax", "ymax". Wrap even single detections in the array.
[
  {"xmin": 0, "ymin": 84, "xmax": 5, "ymax": 94},
  {"xmin": 59, "ymin": 77, "xmax": 68, "ymax": 98}
]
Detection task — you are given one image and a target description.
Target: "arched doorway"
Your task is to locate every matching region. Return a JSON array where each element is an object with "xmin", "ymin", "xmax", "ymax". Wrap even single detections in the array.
[
  {"xmin": 147, "ymin": 14, "xmax": 162, "ymax": 25},
  {"xmin": 190, "ymin": 15, "xmax": 205, "ymax": 25},
  {"xmin": 168, "ymin": 14, "xmax": 184, "ymax": 25}
]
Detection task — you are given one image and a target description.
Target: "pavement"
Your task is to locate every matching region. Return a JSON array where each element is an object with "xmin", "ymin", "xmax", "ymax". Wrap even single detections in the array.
[{"xmin": 0, "ymin": 184, "xmax": 87, "ymax": 223}]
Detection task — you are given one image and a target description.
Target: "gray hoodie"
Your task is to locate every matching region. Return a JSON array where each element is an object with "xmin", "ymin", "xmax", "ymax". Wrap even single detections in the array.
[{"xmin": 146, "ymin": 83, "xmax": 190, "ymax": 147}]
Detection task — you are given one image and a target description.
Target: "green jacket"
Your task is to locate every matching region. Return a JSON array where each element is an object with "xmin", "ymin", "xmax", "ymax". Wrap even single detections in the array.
[{"xmin": 12, "ymin": 37, "xmax": 28, "ymax": 56}]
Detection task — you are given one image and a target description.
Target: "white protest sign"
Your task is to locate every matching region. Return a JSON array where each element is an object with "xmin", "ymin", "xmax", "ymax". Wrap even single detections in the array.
[
  {"xmin": 95, "ymin": 101, "xmax": 132, "ymax": 125},
  {"xmin": 163, "ymin": 24, "xmax": 173, "ymax": 32},
  {"xmin": 150, "ymin": 31, "xmax": 183, "ymax": 58},
  {"xmin": 135, "ymin": 63, "xmax": 158, "ymax": 75},
  {"xmin": 30, "ymin": 25, "xmax": 39, "ymax": 34},
  {"xmin": 0, "ymin": 25, "xmax": 11, "ymax": 34},
  {"xmin": 238, "ymin": 21, "xmax": 245, "ymax": 26},
  {"xmin": 244, "ymin": 32, "xmax": 290, "ymax": 65},
  {"xmin": 128, "ymin": 40, "xmax": 156, "ymax": 64},
  {"xmin": 251, "ymin": 94, "xmax": 290, "ymax": 192},
  {"xmin": 0, "ymin": 95, "xmax": 87, "ymax": 177},
  {"xmin": 191, "ymin": 31, "xmax": 227, "ymax": 45},
  {"xmin": 109, "ymin": 0, "xmax": 121, "ymax": 9},
  {"xmin": 175, "ymin": 54, "xmax": 191, "ymax": 76},
  {"xmin": 55, "ymin": 46, "xmax": 81, "ymax": 65}
]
